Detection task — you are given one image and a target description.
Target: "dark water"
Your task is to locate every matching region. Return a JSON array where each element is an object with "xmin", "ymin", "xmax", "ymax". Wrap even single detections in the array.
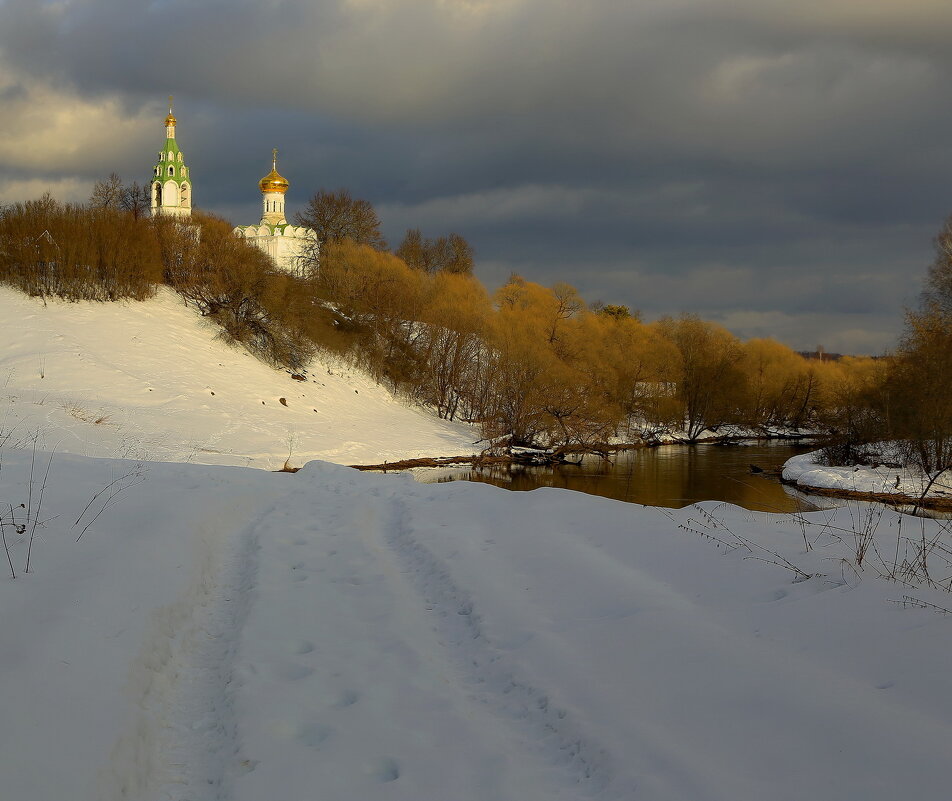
[{"xmin": 415, "ymin": 442, "xmax": 823, "ymax": 513}]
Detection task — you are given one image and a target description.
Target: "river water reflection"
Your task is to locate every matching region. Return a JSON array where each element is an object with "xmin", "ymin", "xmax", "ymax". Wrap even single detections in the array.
[{"xmin": 414, "ymin": 442, "xmax": 826, "ymax": 513}]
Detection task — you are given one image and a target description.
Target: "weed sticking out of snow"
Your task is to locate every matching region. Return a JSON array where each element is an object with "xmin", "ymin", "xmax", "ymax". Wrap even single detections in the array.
[
  {"xmin": 1, "ymin": 430, "xmax": 147, "ymax": 578},
  {"xmin": 664, "ymin": 494, "xmax": 952, "ymax": 600}
]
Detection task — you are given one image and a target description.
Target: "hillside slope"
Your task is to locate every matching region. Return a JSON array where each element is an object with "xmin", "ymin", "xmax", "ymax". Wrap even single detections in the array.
[{"xmin": 0, "ymin": 286, "xmax": 477, "ymax": 467}]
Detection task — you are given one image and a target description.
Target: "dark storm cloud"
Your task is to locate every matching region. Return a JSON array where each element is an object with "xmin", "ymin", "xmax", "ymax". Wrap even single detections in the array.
[{"xmin": 2, "ymin": 0, "xmax": 951, "ymax": 352}]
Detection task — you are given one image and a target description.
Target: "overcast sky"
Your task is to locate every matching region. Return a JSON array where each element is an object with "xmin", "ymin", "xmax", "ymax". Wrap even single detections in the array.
[{"xmin": 2, "ymin": 0, "xmax": 952, "ymax": 354}]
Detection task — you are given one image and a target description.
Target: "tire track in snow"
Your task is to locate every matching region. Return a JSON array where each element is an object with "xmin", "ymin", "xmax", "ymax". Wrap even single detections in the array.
[
  {"xmin": 377, "ymin": 493, "xmax": 615, "ymax": 798},
  {"xmin": 104, "ymin": 498, "xmax": 270, "ymax": 801}
]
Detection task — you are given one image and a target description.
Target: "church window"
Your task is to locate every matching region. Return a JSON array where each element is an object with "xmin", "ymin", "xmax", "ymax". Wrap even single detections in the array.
[
  {"xmin": 178, "ymin": 153, "xmax": 183, "ymax": 162},
  {"xmin": 168, "ymin": 151, "xmax": 174, "ymax": 160},
  {"xmin": 168, "ymin": 165, "xmax": 175, "ymax": 176},
  {"xmin": 181, "ymin": 183, "xmax": 190, "ymax": 206},
  {"xmin": 154, "ymin": 183, "xmax": 162, "ymax": 205}
]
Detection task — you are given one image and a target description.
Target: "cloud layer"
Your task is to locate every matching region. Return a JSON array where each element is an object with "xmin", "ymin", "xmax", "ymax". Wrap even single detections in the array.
[{"xmin": 2, "ymin": 0, "xmax": 951, "ymax": 352}]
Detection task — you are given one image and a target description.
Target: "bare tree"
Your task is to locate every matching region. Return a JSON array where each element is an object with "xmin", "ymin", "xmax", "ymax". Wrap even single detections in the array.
[
  {"xmin": 396, "ymin": 229, "xmax": 474, "ymax": 275},
  {"xmin": 444, "ymin": 233, "xmax": 474, "ymax": 275},
  {"xmin": 396, "ymin": 228, "xmax": 427, "ymax": 271},
  {"xmin": 90, "ymin": 175, "xmax": 150, "ymax": 220},
  {"xmin": 89, "ymin": 173, "xmax": 124, "ymax": 209},
  {"xmin": 927, "ymin": 215, "xmax": 952, "ymax": 318},
  {"xmin": 120, "ymin": 182, "xmax": 151, "ymax": 220},
  {"xmin": 294, "ymin": 188, "xmax": 386, "ymax": 250},
  {"xmin": 657, "ymin": 315, "xmax": 746, "ymax": 441}
]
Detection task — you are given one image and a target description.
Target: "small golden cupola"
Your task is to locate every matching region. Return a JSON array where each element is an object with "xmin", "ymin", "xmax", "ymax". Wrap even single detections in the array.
[
  {"xmin": 259, "ymin": 148, "xmax": 290, "ymax": 195},
  {"xmin": 164, "ymin": 96, "xmax": 177, "ymax": 138},
  {"xmin": 258, "ymin": 148, "xmax": 289, "ymax": 225}
]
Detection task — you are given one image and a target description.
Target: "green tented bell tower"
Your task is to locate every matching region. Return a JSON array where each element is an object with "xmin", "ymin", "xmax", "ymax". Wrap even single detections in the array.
[{"xmin": 150, "ymin": 97, "xmax": 192, "ymax": 218}]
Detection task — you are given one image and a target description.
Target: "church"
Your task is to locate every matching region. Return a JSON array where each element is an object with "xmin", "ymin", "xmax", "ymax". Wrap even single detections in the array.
[
  {"xmin": 232, "ymin": 150, "xmax": 317, "ymax": 276},
  {"xmin": 150, "ymin": 100, "xmax": 317, "ymax": 275},
  {"xmin": 149, "ymin": 102, "xmax": 191, "ymax": 218}
]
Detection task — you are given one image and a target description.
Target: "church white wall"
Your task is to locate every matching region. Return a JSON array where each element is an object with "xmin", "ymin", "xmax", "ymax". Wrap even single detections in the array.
[
  {"xmin": 261, "ymin": 191, "xmax": 287, "ymax": 225},
  {"xmin": 233, "ymin": 225, "xmax": 317, "ymax": 275},
  {"xmin": 164, "ymin": 179, "xmax": 180, "ymax": 207},
  {"xmin": 151, "ymin": 178, "xmax": 191, "ymax": 218}
]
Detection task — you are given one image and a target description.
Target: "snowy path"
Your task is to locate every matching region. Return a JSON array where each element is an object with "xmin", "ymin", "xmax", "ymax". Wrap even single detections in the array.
[
  {"xmin": 106, "ymin": 494, "xmax": 268, "ymax": 801},
  {"xmin": 228, "ymin": 470, "xmax": 617, "ymax": 800},
  {"xmin": 381, "ymin": 494, "xmax": 612, "ymax": 795}
]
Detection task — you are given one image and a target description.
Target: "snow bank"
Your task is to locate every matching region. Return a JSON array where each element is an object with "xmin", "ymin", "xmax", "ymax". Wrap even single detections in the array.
[
  {"xmin": 3, "ymin": 449, "xmax": 952, "ymax": 800},
  {"xmin": 783, "ymin": 449, "xmax": 952, "ymax": 502},
  {"xmin": 0, "ymin": 286, "xmax": 477, "ymax": 468}
]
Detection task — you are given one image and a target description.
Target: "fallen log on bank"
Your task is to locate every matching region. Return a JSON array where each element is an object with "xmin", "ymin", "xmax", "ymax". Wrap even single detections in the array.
[
  {"xmin": 350, "ymin": 444, "xmax": 636, "ymax": 472},
  {"xmin": 350, "ymin": 455, "xmax": 501, "ymax": 471},
  {"xmin": 779, "ymin": 479, "xmax": 952, "ymax": 513}
]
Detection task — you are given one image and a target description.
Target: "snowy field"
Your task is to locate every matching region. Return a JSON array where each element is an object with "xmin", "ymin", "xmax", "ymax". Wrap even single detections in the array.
[
  {"xmin": 2, "ymin": 449, "xmax": 952, "ymax": 801},
  {"xmin": 2, "ymin": 289, "xmax": 952, "ymax": 800},
  {"xmin": 0, "ymin": 286, "xmax": 476, "ymax": 467}
]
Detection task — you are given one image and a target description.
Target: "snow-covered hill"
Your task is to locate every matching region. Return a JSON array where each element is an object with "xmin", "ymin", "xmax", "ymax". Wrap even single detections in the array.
[{"xmin": 0, "ymin": 286, "xmax": 476, "ymax": 467}]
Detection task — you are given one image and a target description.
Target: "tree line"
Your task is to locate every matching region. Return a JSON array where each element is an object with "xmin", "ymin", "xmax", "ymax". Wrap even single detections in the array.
[
  {"xmin": 309, "ymin": 238, "xmax": 889, "ymax": 451},
  {"xmin": 1, "ymin": 183, "xmax": 949, "ymax": 473}
]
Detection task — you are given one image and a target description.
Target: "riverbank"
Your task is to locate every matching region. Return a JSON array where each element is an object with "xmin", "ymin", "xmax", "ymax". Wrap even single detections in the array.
[
  {"xmin": 782, "ymin": 451, "xmax": 952, "ymax": 512},
  {"xmin": 372, "ymin": 442, "xmax": 815, "ymax": 513},
  {"xmin": 351, "ymin": 427, "xmax": 817, "ymax": 472}
]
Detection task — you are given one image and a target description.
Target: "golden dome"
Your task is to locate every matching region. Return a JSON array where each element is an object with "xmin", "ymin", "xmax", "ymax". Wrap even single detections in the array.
[
  {"xmin": 165, "ymin": 112, "xmax": 177, "ymax": 126},
  {"xmin": 259, "ymin": 168, "xmax": 289, "ymax": 194},
  {"xmin": 259, "ymin": 148, "xmax": 289, "ymax": 194}
]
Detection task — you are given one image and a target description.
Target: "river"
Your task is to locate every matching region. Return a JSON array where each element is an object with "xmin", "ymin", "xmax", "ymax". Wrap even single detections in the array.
[{"xmin": 414, "ymin": 442, "xmax": 827, "ymax": 513}]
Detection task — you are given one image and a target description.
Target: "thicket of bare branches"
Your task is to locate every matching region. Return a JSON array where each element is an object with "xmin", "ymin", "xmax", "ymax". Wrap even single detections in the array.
[
  {"xmin": 89, "ymin": 173, "xmax": 150, "ymax": 220},
  {"xmin": 0, "ymin": 194, "xmax": 162, "ymax": 300},
  {"xmin": 309, "ymin": 242, "xmax": 856, "ymax": 450},
  {"xmin": 155, "ymin": 212, "xmax": 318, "ymax": 370},
  {"xmin": 396, "ymin": 229, "xmax": 474, "ymax": 275}
]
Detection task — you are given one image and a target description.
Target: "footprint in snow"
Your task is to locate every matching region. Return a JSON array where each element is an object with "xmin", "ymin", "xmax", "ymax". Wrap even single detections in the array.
[
  {"xmin": 269, "ymin": 662, "xmax": 315, "ymax": 681},
  {"xmin": 297, "ymin": 721, "xmax": 334, "ymax": 748},
  {"xmin": 331, "ymin": 689, "xmax": 359, "ymax": 709},
  {"xmin": 362, "ymin": 757, "xmax": 400, "ymax": 783}
]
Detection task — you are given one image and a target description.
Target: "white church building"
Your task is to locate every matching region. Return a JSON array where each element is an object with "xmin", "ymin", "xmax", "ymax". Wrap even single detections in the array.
[
  {"xmin": 233, "ymin": 149, "xmax": 317, "ymax": 276},
  {"xmin": 149, "ymin": 100, "xmax": 316, "ymax": 274}
]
